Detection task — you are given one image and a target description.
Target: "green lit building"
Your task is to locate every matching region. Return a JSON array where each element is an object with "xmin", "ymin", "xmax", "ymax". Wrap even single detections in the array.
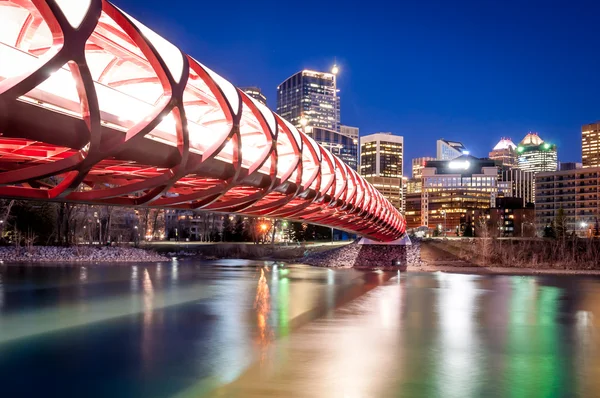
[{"xmin": 516, "ymin": 132, "xmax": 558, "ymax": 173}]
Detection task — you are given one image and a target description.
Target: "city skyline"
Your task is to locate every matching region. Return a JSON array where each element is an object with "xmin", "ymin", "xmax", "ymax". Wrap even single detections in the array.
[{"xmin": 115, "ymin": 0, "xmax": 600, "ymax": 168}]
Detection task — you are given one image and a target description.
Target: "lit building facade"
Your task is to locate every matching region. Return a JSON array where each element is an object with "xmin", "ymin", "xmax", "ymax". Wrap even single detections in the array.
[
  {"xmin": 517, "ymin": 132, "xmax": 558, "ymax": 173},
  {"xmin": 436, "ymin": 139, "xmax": 468, "ymax": 160},
  {"xmin": 489, "ymin": 138, "xmax": 518, "ymax": 167},
  {"xmin": 309, "ymin": 127, "xmax": 358, "ymax": 171},
  {"xmin": 421, "ymin": 156, "xmax": 498, "ymax": 236},
  {"xmin": 536, "ymin": 167, "xmax": 600, "ymax": 236},
  {"xmin": 240, "ymin": 87, "xmax": 267, "ymax": 105},
  {"xmin": 474, "ymin": 198, "xmax": 536, "ymax": 237},
  {"xmin": 359, "ymin": 133, "xmax": 404, "ymax": 178},
  {"xmin": 497, "ymin": 166, "xmax": 535, "ymax": 206},
  {"xmin": 359, "ymin": 133, "xmax": 404, "ymax": 211},
  {"xmin": 582, "ymin": 122, "xmax": 600, "ymax": 168},
  {"xmin": 277, "ymin": 69, "xmax": 340, "ymax": 131},
  {"xmin": 412, "ymin": 156, "xmax": 435, "ymax": 179},
  {"xmin": 364, "ymin": 176, "xmax": 403, "ymax": 211}
]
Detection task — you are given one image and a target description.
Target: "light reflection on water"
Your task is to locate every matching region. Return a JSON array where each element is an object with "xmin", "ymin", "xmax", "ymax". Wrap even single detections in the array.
[
  {"xmin": 0, "ymin": 263, "xmax": 600, "ymax": 397},
  {"xmin": 254, "ymin": 267, "xmax": 271, "ymax": 363}
]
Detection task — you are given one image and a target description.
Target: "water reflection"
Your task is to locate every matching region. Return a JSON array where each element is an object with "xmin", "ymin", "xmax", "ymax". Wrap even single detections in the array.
[
  {"xmin": 435, "ymin": 273, "xmax": 483, "ymax": 397},
  {"xmin": 2, "ymin": 263, "xmax": 600, "ymax": 398},
  {"xmin": 254, "ymin": 268, "xmax": 271, "ymax": 362}
]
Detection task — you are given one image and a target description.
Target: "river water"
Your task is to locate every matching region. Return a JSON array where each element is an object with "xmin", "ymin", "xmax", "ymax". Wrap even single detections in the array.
[{"xmin": 0, "ymin": 260, "xmax": 599, "ymax": 397}]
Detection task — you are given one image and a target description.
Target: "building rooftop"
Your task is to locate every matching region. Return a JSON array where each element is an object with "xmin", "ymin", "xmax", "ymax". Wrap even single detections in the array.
[
  {"xmin": 493, "ymin": 138, "xmax": 517, "ymax": 151},
  {"xmin": 519, "ymin": 132, "xmax": 544, "ymax": 146}
]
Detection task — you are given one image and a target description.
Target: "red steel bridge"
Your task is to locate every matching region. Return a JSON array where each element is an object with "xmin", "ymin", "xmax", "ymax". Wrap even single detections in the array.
[{"xmin": 0, "ymin": 0, "xmax": 405, "ymax": 241}]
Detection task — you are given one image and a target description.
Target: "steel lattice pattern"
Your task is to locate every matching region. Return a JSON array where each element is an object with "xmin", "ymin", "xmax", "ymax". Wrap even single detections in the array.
[{"xmin": 0, "ymin": 0, "xmax": 405, "ymax": 241}]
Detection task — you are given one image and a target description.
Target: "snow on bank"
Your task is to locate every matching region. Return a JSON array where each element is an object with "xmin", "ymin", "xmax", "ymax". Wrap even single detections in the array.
[{"xmin": 0, "ymin": 246, "xmax": 168, "ymax": 263}]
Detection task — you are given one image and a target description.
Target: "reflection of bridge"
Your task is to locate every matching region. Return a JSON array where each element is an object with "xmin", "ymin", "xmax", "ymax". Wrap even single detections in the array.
[{"xmin": 0, "ymin": 0, "xmax": 405, "ymax": 241}]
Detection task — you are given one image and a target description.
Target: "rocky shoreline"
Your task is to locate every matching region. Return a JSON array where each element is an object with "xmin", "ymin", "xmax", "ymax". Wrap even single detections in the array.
[{"xmin": 0, "ymin": 246, "xmax": 168, "ymax": 263}]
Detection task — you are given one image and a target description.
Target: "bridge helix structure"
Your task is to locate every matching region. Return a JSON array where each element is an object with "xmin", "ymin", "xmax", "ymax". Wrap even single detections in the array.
[{"xmin": 0, "ymin": 0, "xmax": 406, "ymax": 241}]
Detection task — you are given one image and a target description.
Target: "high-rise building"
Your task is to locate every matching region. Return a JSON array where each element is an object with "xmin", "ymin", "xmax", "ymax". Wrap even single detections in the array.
[
  {"xmin": 489, "ymin": 138, "xmax": 518, "ymax": 167},
  {"xmin": 536, "ymin": 167, "xmax": 600, "ymax": 236},
  {"xmin": 340, "ymin": 125, "xmax": 359, "ymax": 140},
  {"xmin": 582, "ymin": 122, "xmax": 600, "ymax": 168},
  {"xmin": 359, "ymin": 133, "xmax": 404, "ymax": 211},
  {"xmin": 412, "ymin": 156, "xmax": 435, "ymax": 179},
  {"xmin": 516, "ymin": 132, "xmax": 558, "ymax": 173},
  {"xmin": 240, "ymin": 86, "xmax": 267, "ymax": 105},
  {"xmin": 276, "ymin": 69, "xmax": 340, "ymax": 132},
  {"xmin": 308, "ymin": 127, "xmax": 358, "ymax": 171},
  {"xmin": 359, "ymin": 133, "xmax": 403, "ymax": 178},
  {"xmin": 421, "ymin": 155, "xmax": 498, "ymax": 236},
  {"xmin": 436, "ymin": 139, "xmax": 468, "ymax": 160},
  {"xmin": 497, "ymin": 166, "xmax": 535, "ymax": 206}
]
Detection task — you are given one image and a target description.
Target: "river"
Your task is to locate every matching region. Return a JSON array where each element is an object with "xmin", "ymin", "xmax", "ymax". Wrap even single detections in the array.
[{"xmin": 0, "ymin": 260, "xmax": 599, "ymax": 397}]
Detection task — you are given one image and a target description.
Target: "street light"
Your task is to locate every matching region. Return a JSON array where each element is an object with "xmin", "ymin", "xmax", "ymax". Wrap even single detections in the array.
[{"xmin": 580, "ymin": 221, "xmax": 588, "ymax": 237}]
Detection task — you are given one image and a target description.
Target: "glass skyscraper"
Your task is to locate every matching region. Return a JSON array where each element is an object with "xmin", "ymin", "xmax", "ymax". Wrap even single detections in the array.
[
  {"xmin": 276, "ymin": 69, "xmax": 340, "ymax": 131},
  {"xmin": 310, "ymin": 127, "xmax": 358, "ymax": 171},
  {"xmin": 277, "ymin": 68, "xmax": 359, "ymax": 171}
]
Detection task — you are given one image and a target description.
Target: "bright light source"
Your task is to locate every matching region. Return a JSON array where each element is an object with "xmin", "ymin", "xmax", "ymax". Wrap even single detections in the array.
[
  {"xmin": 543, "ymin": 143, "xmax": 551, "ymax": 150},
  {"xmin": 448, "ymin": 160, "xmax": 470, "ymax": 170},
  {"xmin": 463, "ymin": 150, "xmax": 470, "ymax": 155},
  {"xmin": 517, "ymin": 146, "xmax": 525, "ymax": 153},
  {"xmin": 331, "ymin": 65, "xmax": 339, "ymax": 75},
  {"xmin": 299, "ymin": 117, "xmax": 308, "ymax": 127},
  {"xmin": 581, "ymin": 222, "xmax": 587, "ymax": 228},
  {"xmin": 260, "ymin": 223, "xmax": 268, "ymax": 231}
]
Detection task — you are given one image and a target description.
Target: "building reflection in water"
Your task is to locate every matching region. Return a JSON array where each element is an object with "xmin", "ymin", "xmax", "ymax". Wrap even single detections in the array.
[
  {"xmin": 435, "ymin": 273, "xmax": 483, "ymax": 397},
  {"xmin": 171, "ymin": 260, "xmax": 178, "ymax": 286},
  {"xmin": 255, "ymin": 267, "xmax": 271, "ymax": 363},
  {"xmin": 141, "ymin": 268, "xmax": 155, "ymax": 370},
  {"xmin": 79, "ymin": 266, "xmax": 87, "ymax": 283},
  {"xmin": 130, "ymin": 265, "xmax": 139, "ymax": 292}
]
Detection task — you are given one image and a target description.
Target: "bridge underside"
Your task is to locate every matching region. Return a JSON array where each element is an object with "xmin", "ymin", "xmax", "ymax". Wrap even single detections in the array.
[{"xmin": 0, "ymin": 0, "xmax": 405, "ymax": 241}]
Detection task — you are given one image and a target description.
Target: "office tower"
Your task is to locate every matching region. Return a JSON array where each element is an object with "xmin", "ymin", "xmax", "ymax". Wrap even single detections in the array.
[
  {"xmin": 536, "ymin": 167, "xmax": 600, "ymax": 236},
  {"xmin": 359, "ymin": 133, "xmax": 404, "ymax": 211},
  {"xmin": 308, "ymin": 127, "xmax": 358, "ymax": 171},
  {"xmin": 340, "ymin": 125, "xmax": 359, "ymax": 140},
  {"xmin": 582, "ymin": 122, "xmax": 600, "ymax": 168},
  {"xmin": 359, "ymin": 133, "xmax": 403, "ymax": 178},
  {"xmin": 412, "ymin": 156, "xmax": 435, "ymax": 179},
  {"xmin": 497, "ymin": 166, "xmax": 535, "ymax": 206},
  {"xmin": 489, "ymin": 138, "xmax": 518, "ymax": 167},
  {"xmin": 516, "ymin": 132, "xmax": 558, "ymax": 173},
  {"xmin": 276, "ymin": 68, "xmax": 340, "ymax": 132},
  {"xmin": 436, "ymin": 139, "xmax": 468, "ymax": 160},
  {"xmin": 421, "ymin": 155, "xmax": 498, "ymax": 236},
  {"xmin": 240, "ymin": 87, "xmax": 267, "ymax": 105}
]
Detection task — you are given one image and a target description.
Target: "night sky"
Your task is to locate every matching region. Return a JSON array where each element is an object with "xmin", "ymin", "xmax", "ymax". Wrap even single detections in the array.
[{"xmin": 117, "ymin": 0, "xmax": 600, "ymax": 167}]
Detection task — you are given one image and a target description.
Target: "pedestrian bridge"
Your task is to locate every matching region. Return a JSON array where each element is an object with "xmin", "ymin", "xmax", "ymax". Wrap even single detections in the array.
[{"xmin": 0, "ymin": 0, "xmax": 405, "ymax": 241}]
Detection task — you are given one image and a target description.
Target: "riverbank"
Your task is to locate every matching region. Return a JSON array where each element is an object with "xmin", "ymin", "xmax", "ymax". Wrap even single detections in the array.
[
  {"xmin": 0, "ymin": 246, "xmax": 168, "ymax": 263},
  {"xmin": 300, "ymin": 238, "xmax": 600, "ymax": 275}
]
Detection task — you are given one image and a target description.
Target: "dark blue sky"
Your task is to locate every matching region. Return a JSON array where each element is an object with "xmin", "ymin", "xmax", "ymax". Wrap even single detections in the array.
[{"xmin": 118, "ymin": 0, "xmax": 600, "ymax": 166}]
